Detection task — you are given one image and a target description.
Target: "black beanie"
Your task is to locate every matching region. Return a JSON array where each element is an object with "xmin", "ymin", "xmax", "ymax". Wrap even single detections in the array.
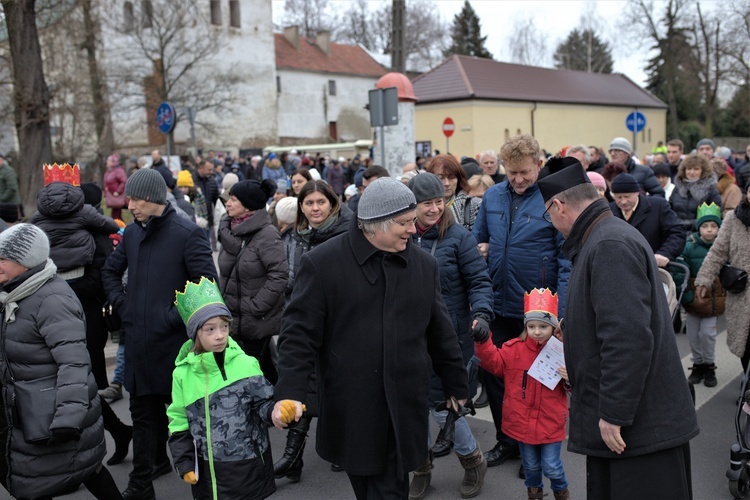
[
  {"xmin": 0, "ymin": 203, "xmax": 18, "ymax": 223},
  {"xmin": 80, "ymin": 182, "xmax": 103, "ymax": 208},
  {"xmin": 610, "ymin": 173, "xmax": 640, "ymax": 194},
  {"xmin": 229, "ymin": 179, "xmax": 276, "ymax": 211}
]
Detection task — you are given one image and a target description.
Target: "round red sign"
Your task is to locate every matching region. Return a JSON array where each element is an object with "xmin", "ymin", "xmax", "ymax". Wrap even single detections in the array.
[{"xmin": 442, "ymin": 117, "xmax": 455, "ymax": 138}]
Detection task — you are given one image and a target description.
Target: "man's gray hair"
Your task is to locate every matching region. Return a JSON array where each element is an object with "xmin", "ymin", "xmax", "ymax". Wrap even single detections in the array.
[
  {"xmin": 479, "ymin": 150, "xmax": 496, "ymax": 161},
  {"xmin": 567, "ymin": 144, "xmax": 591, "ymax": 165},
  {"xmin": 359, "ymin": 219, "xmax": 393, "ymax": 236},
  {"xmin": 554, "ymin": 183, "xmax": 599, "ymax": 208}
]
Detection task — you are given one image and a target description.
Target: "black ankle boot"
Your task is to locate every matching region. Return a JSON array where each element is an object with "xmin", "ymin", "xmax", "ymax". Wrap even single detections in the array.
[
  {"xmin": 274, "ymin": 415, "xmax": 311, "ymax": 482},
  {"xmin": 107, "ymin": 423, "xmax": 132, "ymax": 466}
]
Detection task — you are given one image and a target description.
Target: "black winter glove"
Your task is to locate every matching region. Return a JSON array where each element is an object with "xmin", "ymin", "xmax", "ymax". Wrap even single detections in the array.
[
  {"xmin": 435, "ymin": 397, "xmax": 471, "ymax": 443},
  {"xmin": 47, "ymin": 428, "xmax": 81, "ymax": 446},
  {"xmin": 470, "ymin": 318, "xmax": 490, "ymax": 343}
]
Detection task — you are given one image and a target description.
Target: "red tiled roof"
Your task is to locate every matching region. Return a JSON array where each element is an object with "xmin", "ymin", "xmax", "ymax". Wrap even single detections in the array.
[
  {"xmin": 275, "ymin": 33, "xmax": 387, "ymax": 78},
  {"xmin": 413, "ymin": 55, "xmax": 666, "ymax": 109}
]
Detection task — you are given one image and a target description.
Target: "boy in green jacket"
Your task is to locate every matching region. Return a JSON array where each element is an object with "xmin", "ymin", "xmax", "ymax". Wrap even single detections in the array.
[
  {"xmin": 167, "ymin": 277, "xmax": 296, "ymax": 500},
  {"xmin": 672, "ymin": 202, "xmax": 726, "ymax": 388}
]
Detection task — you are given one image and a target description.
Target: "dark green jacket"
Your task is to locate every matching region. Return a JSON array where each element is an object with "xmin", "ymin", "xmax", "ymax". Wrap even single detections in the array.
[
  {"xmin": 0, "ymin": 163, "xmax": 20, "ymax": 204},
  {"xmin": 167, "ymin": 338, "xmax": 275, "ymax": 500}
]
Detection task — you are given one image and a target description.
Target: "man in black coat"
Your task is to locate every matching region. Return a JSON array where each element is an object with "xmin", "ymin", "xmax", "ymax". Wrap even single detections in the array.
[
  {"xmin": 272, "ymin": 177, "xmax": 470, "ymax": 499},
  {"xmin": 193, "ymin": 159, "xmax": 220, "ymax": 245},
  {"xmin": 102, "ymin": 168, "xmax": 217, "ymax": 500},
  {"xmin": 537, "ymin": 167, "xmax": 699, "ymax": 499},
  {"xmin": 609, "ymin": 173, "xmax": 686, "ymax": 267}
]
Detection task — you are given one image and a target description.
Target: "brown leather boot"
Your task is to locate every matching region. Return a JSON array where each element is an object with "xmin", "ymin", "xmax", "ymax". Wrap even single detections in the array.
[
  {"xmin": 456, "ymin": 447, "xmax": 487, "ymax": 498},
  {"xmin": 554, "ymin": 488, "xmax": 571, "ymax": 499},
  {"xmin": 408, "ymin": 451, "xmax": 433, "ymax": 500},
  {"xmin": 528, "ymin": 487, "xmax": 544, "ymax": 499}
]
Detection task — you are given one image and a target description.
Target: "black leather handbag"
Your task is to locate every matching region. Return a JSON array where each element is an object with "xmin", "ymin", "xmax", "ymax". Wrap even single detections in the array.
[{"xmin": 719, "ymin": 264, "xmax": 748, "ymax": 294}]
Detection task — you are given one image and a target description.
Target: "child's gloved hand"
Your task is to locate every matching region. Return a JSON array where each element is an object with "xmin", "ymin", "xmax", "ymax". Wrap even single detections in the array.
[
  {"xmin": 278, "ymin": 400, "xmax": 299, "ymax": 424},
  {"xmin": 183, "ymin": 471, "xmax": 197, "ymax": 485},
  {"xmin": 470, "ymin": 318, "xmax": 490, "ymax": 343}
]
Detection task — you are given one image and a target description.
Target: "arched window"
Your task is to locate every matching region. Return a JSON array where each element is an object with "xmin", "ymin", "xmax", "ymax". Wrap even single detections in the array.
[
  {"xmin": 229, "ymin": 0, "xmax": 240, "ymax": 28},
  {"xmin": 123, "ymin": 1, "xmax": 134, "ymax": 32},
  {"xmin": 210, "ymin": 0, "xmax": 221, "ymax": 25},
  {"xmin": 142, "ymin": 0, "xmax": 153, "ymax": 28}
]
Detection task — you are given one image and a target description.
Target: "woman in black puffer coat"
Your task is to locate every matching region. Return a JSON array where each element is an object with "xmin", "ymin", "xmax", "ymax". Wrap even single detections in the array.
[
  {"xmin": 218, "ymin": 179, "xmax": 288, "ymax": 384},
  {"xmin": 669, "ymin": 153, "xmax": 722, "ymax": 232},
  {"xmin": 275, "ymin": 180, "xmax": 352, "ymax": 483},
  {"xmin": 0, "ymin": 224, "xmax": 121, "ymax": 500}
]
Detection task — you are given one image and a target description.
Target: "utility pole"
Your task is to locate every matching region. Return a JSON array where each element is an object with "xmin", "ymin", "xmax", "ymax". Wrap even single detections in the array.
[{"xmin": 391, "ymin": 0, "xmax": 406, "ymax": 73}]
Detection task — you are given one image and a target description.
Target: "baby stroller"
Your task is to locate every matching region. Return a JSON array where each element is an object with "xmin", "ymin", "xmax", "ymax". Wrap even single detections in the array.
[
  {"xmin": 661, "ymin": 261, "xmax": 690, "ymax": 324},
  {"xmin": 728, "ymin": 364, "xmax": 750, "ymax": 498}
]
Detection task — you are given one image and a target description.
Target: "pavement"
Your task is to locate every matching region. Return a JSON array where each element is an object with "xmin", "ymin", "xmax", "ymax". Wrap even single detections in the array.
[{"xmin": 0, "ymin": 319, "xmax": 745, "ymax": 499}]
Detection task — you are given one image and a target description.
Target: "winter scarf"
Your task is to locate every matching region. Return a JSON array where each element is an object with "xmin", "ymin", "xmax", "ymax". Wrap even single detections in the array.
[
  {"xmin": 736, "ymin": 200, "xmax": 750, "ymax": 228},
  {"xmin": 0, "ymin": 259, "xmax": 57, "ymax": 323},
  {"xmin": 297, "ymin": 213, "xmax": 339, "ymax": 243},
  {"xmin": 674, "ymin": 173, "xmax": 718, "ymax": 200}
]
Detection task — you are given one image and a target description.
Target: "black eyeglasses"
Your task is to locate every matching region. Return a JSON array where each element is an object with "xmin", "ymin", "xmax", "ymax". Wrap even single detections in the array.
[{"xmin": 542, "ymin": 199, "xmax": 564, "ymax": 223}]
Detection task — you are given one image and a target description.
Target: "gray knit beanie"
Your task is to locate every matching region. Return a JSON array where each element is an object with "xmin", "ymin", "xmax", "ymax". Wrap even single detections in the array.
[
  {"xmin": 696, "ymin": 138, "xmax": 716, "ymax": 151},
  {"xmin": 609, "ymin": 137, "xmax": 632, "ymax": 156},
  {"xmin": 0, "ymin": 223, "xmax": 50, "ymax": 268},
  {"xmin": 408, "ymin": 172, "xmax": 445, "ymax": 203},
  {"xmin": 357, "ymin": 177, "xmax": 416, "ymax": 223},
  {"xmin": 187, "ymin": 303, "xmax": 232, "ymax": 341},
  {"xmin": 125, "ymin": 168, "xmax": 167, "ymax": 205}
]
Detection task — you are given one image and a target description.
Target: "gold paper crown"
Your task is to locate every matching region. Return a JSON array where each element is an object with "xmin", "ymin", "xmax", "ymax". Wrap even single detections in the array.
[
  {"xmin": 43, "ymin": 163, "xmax": 80, "ymax": 186},
  {"xmin": 524, "ymin": 288, "xmax": 558, "ymax": 317},
  {"xmin": 174, "ymin": 277, "xmax": 227, "ymax": 326}
]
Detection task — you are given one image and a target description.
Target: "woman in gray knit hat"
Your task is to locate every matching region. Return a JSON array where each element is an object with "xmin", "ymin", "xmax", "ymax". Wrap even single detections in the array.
[
  {"xmin": 0, "ymin": 224, "xmax": 123, "ymax": 499},
  {"xmin": 406, "ymin": 172, "xmax": 494, "ymax": 499}
]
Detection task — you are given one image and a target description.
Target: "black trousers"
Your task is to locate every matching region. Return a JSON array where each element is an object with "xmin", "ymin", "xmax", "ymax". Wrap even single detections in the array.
[
  {"xmin": 586, "ymin": 443, "xmax": 692, "ymax": 500},
  {"xmin": 484, "ymin": 316, "xmax": 524, "ymax": 444},
  {"xmin": 347, "ymin": 423, "xmax": 408, "ymax": 499},
  {"xmin": 237, "ymin": 337, "xmax": 278, "ymax": 385},
  {"xmin": 129, "ymin": 394, "xmax": 170, "ymax": 488}
]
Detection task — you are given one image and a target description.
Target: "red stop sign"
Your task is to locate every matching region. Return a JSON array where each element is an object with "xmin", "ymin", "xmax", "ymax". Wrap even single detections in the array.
[{"xmin": 442, "ymin": 117, "xmax": 455, "ymax": 138}]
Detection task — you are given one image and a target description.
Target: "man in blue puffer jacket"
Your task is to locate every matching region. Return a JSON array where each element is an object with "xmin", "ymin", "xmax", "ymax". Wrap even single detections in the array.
[{"xmin": 473, "ymin": 134, "xmax": 570, "ymax": 471}]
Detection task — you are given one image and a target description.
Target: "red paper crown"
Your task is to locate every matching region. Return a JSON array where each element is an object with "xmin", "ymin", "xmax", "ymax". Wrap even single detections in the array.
[
  {"xmin": 43, "ymin": 163, "xmax": 80, "ymax": 186},
  {"xmin": 524, "ymin": 288, "xmax": 558, "ymax": 317}
]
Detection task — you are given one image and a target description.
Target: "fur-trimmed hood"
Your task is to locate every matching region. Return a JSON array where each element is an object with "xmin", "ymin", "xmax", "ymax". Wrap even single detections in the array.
[{"xmin": 717, "ymin": 173, "xmax": 736, "ymax": 195}]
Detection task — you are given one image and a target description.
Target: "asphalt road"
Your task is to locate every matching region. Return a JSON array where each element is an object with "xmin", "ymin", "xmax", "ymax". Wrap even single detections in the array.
[{"xmin": 1, "ymin": 321, "xmax": 746, "ymax": 500}]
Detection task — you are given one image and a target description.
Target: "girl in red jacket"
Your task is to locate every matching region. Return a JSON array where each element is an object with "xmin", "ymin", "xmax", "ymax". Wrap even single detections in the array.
[{"xmin": 473, "ymin": 288, "xmax": 570, "ymax": 500}]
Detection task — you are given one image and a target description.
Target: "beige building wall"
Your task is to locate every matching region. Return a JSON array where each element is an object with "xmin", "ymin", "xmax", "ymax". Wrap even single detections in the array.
[{"xmin": 416, "ymin": 101, "xmax": 667, "ymax": 160}]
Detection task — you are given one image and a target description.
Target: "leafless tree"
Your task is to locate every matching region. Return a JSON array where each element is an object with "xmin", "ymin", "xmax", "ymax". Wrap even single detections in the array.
[
  {"xmin": 0, "ymin": 0, "xmax": 53, "ymax": 214},
  {"xmin": 282, "ymin": 0, "xmax": 339, "ymax": 38},
  {"xmin": 691, "ymin": 3, "xmax": 727, "ymax": 136},
  {"xmin": 625, "ymin": 0, "xmax": 693, "ymax": 139},
  {"xmin": 721, "ymin": 1, "xmax": 750, "ymax": 85},
  {"xmin": 337, "ymin": 0, "xmax": 449, "ymax": 72},
  {"xmin": 506, "ymin": 16, "xmax": 549, "ymax": 67},
  {"xmin": 105, "ymin": 1, "xmax": 242, "ymax": 141}
]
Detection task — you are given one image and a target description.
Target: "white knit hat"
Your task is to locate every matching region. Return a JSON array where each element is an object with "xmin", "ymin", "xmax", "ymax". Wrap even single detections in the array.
[
  {"xmin": 275, "ymin": 197, "xmax": 298, "ymax": 226},
  {"xmin": 0, "ymin": 223, "xmax": 50, "ymax": 269}
]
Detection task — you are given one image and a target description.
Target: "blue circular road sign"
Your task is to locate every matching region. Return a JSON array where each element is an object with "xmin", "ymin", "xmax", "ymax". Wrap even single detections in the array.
[
  {"xmin": 626, "ymin": 111, "xmax": 647, "ymax": 133},
  {"xmin": 156, "ymin": 102, "xmax": 176, "ymax": 134}
]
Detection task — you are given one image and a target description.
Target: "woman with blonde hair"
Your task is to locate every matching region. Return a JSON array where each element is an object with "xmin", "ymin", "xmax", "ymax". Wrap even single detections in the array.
[{"xmin": 669, "ymin": 153, "xmax": 722, "ymax": 231}]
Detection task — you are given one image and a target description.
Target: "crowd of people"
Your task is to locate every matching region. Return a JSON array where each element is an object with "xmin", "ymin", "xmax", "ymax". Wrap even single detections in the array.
[{"xmin": 0, "ymin": 133, "xmax": 747, "ymax": 500}]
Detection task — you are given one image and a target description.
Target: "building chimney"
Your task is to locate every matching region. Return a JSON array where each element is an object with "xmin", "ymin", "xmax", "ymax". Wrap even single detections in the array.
[
  {"xmin": 284, "ymin": 25, "xmax": 299, "ymax": 50},
  {"xmin": 315, "ymin": 30, "xmax": 331, "ymax": 55}
]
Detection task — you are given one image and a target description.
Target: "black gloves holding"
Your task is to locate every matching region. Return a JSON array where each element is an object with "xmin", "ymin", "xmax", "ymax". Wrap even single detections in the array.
[
  {"xmin": 470, "ymin": 317, "xmax": 490, "ymax": 343},
  {"xmin": 48, "ymin": 428, "xmax": 81, "ymax": 446},
  {"xmin": 435, "ymin": 397, "xmax": 473, "ymax": 443}
]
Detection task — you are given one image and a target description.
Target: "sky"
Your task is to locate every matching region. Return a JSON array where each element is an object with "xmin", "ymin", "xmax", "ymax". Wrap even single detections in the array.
[{"xmin": 271, "ymin": 0, "xmax": 669, "ymax": 87}]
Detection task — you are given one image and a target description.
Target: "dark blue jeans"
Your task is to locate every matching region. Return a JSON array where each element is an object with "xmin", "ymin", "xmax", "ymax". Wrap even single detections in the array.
[{"xmin": 518, "ymin": 441, "xmax": 568, "ymax": 492}]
